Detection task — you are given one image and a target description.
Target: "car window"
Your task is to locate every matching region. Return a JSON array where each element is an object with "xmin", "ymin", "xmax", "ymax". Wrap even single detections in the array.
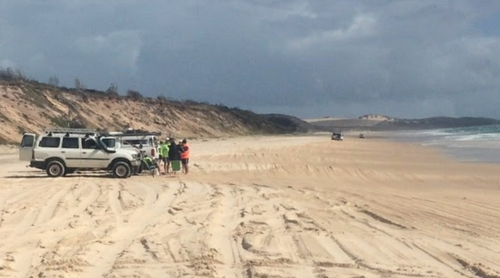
[
  {"xmin": 21, "ymin": 134, "xmax": 35, "ymax": 147},
  {"xmin": 62, "ymin": 137, "xmax": 79, "ymax": 149},
  {"xmin": 82, "ymin": 138, "xmax": 99, "ymax": 149},
  {"xmin": 101, "ymin": 138, "xmax": 116, "ymax": 148},
  {"xmin": 39, "ymin": 137, "xmax": 61, "ymax": 148}
]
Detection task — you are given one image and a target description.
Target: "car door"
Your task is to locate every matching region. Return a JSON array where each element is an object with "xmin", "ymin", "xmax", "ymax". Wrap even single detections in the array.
[
  {"xmin": 61, "ymin": 137, "xmax": 81, "ymax": 167},
  {"xmin": 81, "ymin": 138, "xmax": 109, "ymax": 168},
  {"xmin": 19, "ymin": 133, "xmax": 36, "ymax": 161}
]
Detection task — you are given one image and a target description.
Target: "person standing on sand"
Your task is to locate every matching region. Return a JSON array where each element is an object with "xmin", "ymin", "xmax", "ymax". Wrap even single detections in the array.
[
  {"xmin": 159, "ymin": 140, "xmax": 170, "ymax": 174},
  {"xmin": 167, "ymin": 138, "xmax": 181, "ymax": 174},
  {"xmin": 180, "ymin": 139, "xmax": 190, "ymax": 174},
  {"xmin": 158, "ymin": 140, "xmax": 164, "ymax": 165}
]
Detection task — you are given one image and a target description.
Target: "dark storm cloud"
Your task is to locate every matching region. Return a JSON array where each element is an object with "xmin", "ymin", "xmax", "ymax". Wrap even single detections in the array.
[{"xmin": 1, "ymin": 0, "xmax": 500, "ymax": 118}]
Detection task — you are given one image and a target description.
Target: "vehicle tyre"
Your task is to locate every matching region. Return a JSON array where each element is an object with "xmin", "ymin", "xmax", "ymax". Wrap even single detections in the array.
[
  {"xmin": 112, "ymin": 161, "xmax": 131, "ymax": 179},
  {"xmin": 46, "ymin": 160, "xmax": 65, "ymax": 177}
]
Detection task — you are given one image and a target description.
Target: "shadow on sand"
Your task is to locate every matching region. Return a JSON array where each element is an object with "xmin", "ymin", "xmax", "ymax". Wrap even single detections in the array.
[{"xmin": 5, "ymin": 174, "xmax": 116, "ymax": 179}]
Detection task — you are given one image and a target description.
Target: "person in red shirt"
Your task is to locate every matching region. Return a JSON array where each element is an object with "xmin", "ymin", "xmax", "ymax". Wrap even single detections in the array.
[{"xmin": 180, "ymin": 139, "xmax": 190, "ymax": 174}]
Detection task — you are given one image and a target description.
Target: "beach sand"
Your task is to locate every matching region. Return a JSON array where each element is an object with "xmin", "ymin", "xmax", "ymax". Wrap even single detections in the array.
[{"xmin": 1, "ymin": 135, "xmax": 500, "ymax": 277}]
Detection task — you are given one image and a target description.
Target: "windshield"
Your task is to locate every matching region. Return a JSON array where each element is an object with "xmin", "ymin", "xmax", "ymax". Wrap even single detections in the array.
[
  {"xmin": 123, "ymin": 139, "xmax": 148, "ymax": 146},
  {"xmin": 101, "ymin": 138, "xmax": 116, "ymax": 148}
]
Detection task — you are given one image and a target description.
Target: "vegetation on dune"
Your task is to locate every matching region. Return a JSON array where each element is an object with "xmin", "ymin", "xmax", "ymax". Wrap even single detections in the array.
[{"xmin": 0, "ymin": 67, "xmax": 311, "ymax": 143}]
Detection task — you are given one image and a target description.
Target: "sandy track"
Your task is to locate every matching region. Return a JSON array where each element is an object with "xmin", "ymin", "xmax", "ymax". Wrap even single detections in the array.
[{"xmin": 1, "ymin": 135, "xmax": 500, "ymax": 278}]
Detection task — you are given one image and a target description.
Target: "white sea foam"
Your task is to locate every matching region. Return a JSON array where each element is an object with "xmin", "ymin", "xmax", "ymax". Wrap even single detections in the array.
[{"xmin": 389, "ymin": 125, "xmax": 500, "ymax": 163}]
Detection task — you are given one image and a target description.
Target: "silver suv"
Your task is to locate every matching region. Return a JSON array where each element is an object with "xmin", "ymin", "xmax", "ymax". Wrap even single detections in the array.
[
  {"xmin": 106, "ymin": 130, "xmax": 160, "ymax": 160},
  {"xmin": 19, "ymin": 129, "xmax": 141, "ymax": 178}
]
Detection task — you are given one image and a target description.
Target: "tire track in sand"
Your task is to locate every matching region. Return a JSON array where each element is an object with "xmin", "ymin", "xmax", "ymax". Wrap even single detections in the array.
[
  {"xmin": 25, "ymin": 179, "xmax": 179, "ymax": 278},
  {"xmin": 207, "ymin": 183, "xmax": 246, "ymax": 277}
]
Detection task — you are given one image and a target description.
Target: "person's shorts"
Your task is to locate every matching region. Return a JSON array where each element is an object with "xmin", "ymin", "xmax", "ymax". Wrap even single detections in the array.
[
  {"xmin": 181, "ymin": 158, "xmax": 189, "ymax": 165},
  {"xmin": 159, "ymin": 156, "xmax": 169, "ymax": 163}
]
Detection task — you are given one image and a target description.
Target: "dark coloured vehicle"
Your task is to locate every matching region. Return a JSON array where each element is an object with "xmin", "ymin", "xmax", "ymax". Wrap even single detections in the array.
[{"xmin": 331, "ymin": 132, "xmax": 344, "ymax": 141}]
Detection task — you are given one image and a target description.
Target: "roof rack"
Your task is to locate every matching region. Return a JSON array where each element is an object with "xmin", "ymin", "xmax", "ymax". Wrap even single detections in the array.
[
  {"xmin": 103, "ymin": 131, "xmax": 162, "ymax": 137},
  {"xmin": 44, "ymin": 128, "xmax": 99, "ymax": 135},
  {"xmin": 43, "ymin": 128, "xmax": 161, "ymax": 138}
]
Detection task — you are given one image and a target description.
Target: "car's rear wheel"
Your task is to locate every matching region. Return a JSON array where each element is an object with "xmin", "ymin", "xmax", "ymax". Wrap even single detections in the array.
[
  {"xmin": 112, "ymin": 161, "xmax": 131, "ymax": 178},
  {"xmin": 46, "ymin": 160, "xmax": 65, "ymax": 177}
]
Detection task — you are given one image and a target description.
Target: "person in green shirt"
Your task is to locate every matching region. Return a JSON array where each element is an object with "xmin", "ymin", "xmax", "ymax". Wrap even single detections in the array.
[{"xmin": 159, "ymin": 140, "xmax": 170, "ymax": 174}]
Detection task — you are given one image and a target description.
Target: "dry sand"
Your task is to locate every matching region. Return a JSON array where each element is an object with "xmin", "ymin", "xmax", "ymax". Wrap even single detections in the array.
[{"xmin": 1, "ymin": 135, "xmax": 500, "ymax": 278}]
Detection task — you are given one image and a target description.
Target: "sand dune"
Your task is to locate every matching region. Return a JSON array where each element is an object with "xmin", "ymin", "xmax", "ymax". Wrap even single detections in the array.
[{"xmin": 1, "ymin": 135, "xmax": 500, "ymax": 278}]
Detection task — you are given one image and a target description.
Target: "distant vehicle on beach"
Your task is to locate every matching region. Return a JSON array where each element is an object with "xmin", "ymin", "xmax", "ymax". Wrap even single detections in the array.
[{"xmin": 331, "ymin": 132, "xmax": 343, "ymax": 141}]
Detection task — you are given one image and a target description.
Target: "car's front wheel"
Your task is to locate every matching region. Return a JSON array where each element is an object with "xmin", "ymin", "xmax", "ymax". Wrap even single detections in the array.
[
  {"xmin": 112, "ymin": 161, "xmax": 131, "ymax": 178},
  {"xmin": 46, "ymin": 160, "xmax": 65, "ymax": 177}
]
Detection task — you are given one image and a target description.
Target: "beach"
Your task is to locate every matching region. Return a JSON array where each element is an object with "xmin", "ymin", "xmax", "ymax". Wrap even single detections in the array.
[{"xmin": 1, "ymin": 134, "xmax": 500, "ymax": 278}]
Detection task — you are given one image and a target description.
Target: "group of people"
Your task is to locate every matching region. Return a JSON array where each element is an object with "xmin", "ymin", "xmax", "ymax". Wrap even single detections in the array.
[{"xmin": 158, "ymin": 138, "xmax": 190, "ymax": 175}]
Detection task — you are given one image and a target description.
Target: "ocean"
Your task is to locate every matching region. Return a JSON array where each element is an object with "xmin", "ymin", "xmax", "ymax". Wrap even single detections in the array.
[{"xmin": 387, "ymin": 124, "xmax": 500, "ymax": 164}]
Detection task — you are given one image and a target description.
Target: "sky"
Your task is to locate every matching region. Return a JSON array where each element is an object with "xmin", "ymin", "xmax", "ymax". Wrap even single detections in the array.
[{"xmin": 1, "ymin": 0, "xmax": 500, "ymax": 119}]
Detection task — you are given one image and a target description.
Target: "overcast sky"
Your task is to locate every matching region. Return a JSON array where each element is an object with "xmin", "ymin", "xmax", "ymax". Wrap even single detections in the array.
[{"xmin": 1, "ymin": 1, "xmax": 500, "ymax": 119}]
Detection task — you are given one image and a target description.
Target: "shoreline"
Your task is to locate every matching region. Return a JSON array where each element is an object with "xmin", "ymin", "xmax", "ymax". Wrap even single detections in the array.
[{"xmin": 367, "ymin": 129, "xmax": 500, "ymax": 164}]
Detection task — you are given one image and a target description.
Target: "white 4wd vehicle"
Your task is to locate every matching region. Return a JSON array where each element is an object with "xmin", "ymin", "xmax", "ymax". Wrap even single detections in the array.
[
  {"xmin": 106, "ymin": 130, "xmax": 160, "ymax": 160},
  {"xmin": 19, "ymin": 130, "xmax": 142, "ymax": 178}
]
